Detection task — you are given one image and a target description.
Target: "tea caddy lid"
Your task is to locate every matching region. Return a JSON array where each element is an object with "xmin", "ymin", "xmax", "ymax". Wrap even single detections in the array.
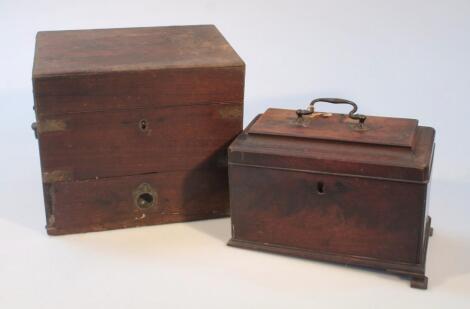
[
  {"xmin": 248, "ymin": 98, "xmax": 418, "ymax": 148},
  {"xmin": 230, "ymin": 98, "xmax": 435, "ymax": 183}
]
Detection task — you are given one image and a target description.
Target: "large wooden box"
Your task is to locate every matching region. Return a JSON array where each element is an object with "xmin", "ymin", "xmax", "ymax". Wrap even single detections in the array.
[
  {"xmin": 32, "ymin": 25, "xmax": 244, "ymax": 235},
  {"xmin": 228, "ymin": 98, "xmax": 435, "ymax": 289}
]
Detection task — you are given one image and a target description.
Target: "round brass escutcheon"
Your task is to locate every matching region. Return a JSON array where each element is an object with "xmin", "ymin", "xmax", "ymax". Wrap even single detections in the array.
[{"xmin": 133, "ymin": 183, "xmax": 157, "ymax": 209}]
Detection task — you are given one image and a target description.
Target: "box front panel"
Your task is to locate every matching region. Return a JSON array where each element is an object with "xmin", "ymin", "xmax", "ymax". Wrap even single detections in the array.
[
  {"xmin": 37, "ymin": 102, "xmax": 242, "ymax": 181},
  {"xmin": 46, "ymin": 168, "xmax": 229, "ymax": 235},
  {"xmin": 229, "ymin": 165, "xmax": 427, "ymax": 264},
  {"xmin": 33, "ymin": 67, "xmax": 244, "ymax": 115}
]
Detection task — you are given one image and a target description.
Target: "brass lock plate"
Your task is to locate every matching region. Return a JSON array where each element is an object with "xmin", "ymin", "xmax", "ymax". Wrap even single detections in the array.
[{"xmin": 133, "ymin": 183, "xmax": 158, "ymax": 210}]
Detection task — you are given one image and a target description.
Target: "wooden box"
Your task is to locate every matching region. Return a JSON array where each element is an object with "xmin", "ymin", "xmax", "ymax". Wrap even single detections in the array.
[
  {"xmin": 32, "ymin": 25, "xmax": 244, "ymax": 235},
  {"xmin": 228, "ymin": 98, "xmax": 435, "ymax": 289}
]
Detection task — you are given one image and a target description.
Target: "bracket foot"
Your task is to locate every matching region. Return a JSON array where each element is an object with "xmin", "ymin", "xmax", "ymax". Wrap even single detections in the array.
[{"xmin": 410, "ymin": 276, "xmax": 428, "ymax": 289}]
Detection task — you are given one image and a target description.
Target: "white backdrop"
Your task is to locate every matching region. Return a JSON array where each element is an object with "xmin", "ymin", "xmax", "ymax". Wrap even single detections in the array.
[{"xmin": 0, "ymin": 1, "xmax": 469, "ymax": 308}]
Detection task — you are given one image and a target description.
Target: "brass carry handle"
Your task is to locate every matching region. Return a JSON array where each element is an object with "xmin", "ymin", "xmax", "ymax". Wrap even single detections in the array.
[{"xmin": 296, "ymin": 98, "xmax": 367, "ymax": 124}]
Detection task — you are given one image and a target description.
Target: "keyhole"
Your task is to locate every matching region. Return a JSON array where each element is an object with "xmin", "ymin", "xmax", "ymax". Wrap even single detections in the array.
[
  {"xmin": 139, "ymin": 119, "xmax": 148, "ymax": 132},
  {"xmin": 137, "ymin": 192, "xmax": 154, "ymax": 209},
  {"xmin": 316, "ymin": 181, "xmax": 325, "ymax": 195}
]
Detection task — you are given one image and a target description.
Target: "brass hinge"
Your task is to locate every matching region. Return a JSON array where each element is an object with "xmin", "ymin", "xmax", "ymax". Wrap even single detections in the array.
[
  {"xmin": 42, "ymin": 170, "xmax": 73, "ymax": 183},
  {"xmin": 31, "ymin": 122, "xmax": 38, "ymax": 139},
  {"xmin": 31, "ymin": 119, "xmax": 67, "ymax": 138},
  {"xmin": 218, "ymin": 104, "xmax": 243, "ymax": 120}
]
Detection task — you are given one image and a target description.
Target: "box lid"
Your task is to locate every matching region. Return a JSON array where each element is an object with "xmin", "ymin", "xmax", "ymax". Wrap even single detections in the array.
[
  {"xmin": 33, "ymin": 25, "xmax": 243, "ymax": 78},
  {"xmin": 32, "ymin": 25, "xmax": 245, "ymax": 115},
  {"xmin": 229, "ymin": 99, "xmax": 435, "ymax": 182},
  {"xmin": 249, "ymin": 108, "xmax": 418, "ymax": 148}
]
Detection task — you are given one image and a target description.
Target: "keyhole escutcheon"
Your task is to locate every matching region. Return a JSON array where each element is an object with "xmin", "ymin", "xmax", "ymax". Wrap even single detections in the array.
[
  {"xmin": 139, "ymin": 119, "xmax": 149, "ymax": 132},
  {"xmin": 316, "ymin": 181, "xmax": 325, "ymax": 195}
]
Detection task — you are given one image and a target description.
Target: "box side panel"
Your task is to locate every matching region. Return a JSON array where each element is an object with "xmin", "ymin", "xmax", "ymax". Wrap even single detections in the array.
[
  {"xmin": 418, "ymin": 144, "xmax": 435, "ymax": 265},
  {"xmin": 46, "ymin": 168, "xmax": 229, "ymax": 235},
  {"xmin": 37, "ymin": 102, "xmax": 242, "ymax": 181},
  {"xmin": 33, "ymin": 66, "xmax": 244, "ymax": 115},
  {"xmin": 229, "ymin": 164, "xmax": 427, "ymax": 264}
]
